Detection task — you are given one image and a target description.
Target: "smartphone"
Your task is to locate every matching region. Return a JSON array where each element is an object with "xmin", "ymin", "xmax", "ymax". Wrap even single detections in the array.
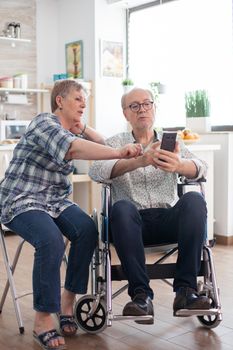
[{"xmin": 160, "ymin": 132, "xmax": 177, "ymax": 152}]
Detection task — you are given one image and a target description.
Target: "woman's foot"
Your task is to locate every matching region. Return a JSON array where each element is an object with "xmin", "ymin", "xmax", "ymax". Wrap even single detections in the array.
[
  {"xmin": 60, "ymin": 289, "xmax": 78, "ymax": 336},
  {"xmin": 34, "ymin": 312, "xmax": 66, "ymax": 348}
]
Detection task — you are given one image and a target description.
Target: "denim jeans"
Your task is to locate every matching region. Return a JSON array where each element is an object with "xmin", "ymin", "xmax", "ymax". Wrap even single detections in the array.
[
  {"xmin": 5, "ymin": 204, "xmax": 98, "ymax": 313},
  {"xmin": 110, "ymin": 191, "xmax": 207, "ymax": 299}
]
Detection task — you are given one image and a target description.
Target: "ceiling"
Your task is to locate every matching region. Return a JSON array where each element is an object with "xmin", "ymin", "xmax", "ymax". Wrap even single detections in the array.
[
  {"xmin": 126, "ymin": 0, "xmax": 154, "ymax": 7},
  {"xmin": 107, "ymin": 0, "xmax": 155, "ymax": 9}
]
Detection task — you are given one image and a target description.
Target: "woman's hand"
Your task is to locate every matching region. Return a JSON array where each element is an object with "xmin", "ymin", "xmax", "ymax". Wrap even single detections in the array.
[
  {"xmin": 70, "ymin": 121, "xmax": 85, "ymax": 135},
  {"xmin": 118, "ymin": 143, "xmax": 143, "ymax": 159}
]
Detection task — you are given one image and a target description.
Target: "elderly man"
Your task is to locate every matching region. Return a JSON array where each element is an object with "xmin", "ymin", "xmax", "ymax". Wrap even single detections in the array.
[{"xmin": 89, "ymin": 88, "xmax": 211, "ymax": 324}]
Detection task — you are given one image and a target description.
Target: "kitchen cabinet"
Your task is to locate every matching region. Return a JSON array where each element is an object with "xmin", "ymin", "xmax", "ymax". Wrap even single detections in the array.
[
  {"xmin": 0, "ymin": 144, "xmax": 15, "ymax": 180},
  {"xmin": 187, "ymin": 144, "xmax": 221, "ymax": 240},
  {"xmin": 0, "ymin": 32, "xmax": 46, "ymax": 119}
]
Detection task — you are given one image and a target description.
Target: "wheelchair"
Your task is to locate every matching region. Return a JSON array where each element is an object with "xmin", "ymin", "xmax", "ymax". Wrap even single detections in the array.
[{"xmin": 73, "ymin": 178, "xmax": 222, "ymax": 333}]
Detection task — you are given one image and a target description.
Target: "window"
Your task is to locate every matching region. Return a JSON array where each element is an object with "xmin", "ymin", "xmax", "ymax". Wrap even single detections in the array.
[{"xmin": 128, "ymin": 0, "xmax": 233, "ymax": 129}]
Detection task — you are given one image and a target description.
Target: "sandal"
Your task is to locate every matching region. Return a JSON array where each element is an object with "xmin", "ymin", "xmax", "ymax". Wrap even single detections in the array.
[
  {"xmin": 59, "ymin": 315, "xmax": 78, "ymax": 336},
  {"xmin": 33, "ymin": 329, "xmax": 66, "ymax": 350}
]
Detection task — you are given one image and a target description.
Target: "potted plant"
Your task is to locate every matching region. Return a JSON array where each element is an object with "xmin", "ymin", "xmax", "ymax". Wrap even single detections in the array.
[
  {"xmin": 185, "ymin": 89, "xmax": 211, "ymax": 133},
  {"xmin": 149, "ymin": 81, "xmax": 166, "ymax": 101},
  {"xmin": 122, "ymin": 78, "xmax": 134, "ymax": 93}
]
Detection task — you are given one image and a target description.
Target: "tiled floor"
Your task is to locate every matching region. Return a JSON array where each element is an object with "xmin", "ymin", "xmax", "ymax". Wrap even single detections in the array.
[{"xmin": 0, "ymin": 235, "xmax": 233, "ymax": 349}]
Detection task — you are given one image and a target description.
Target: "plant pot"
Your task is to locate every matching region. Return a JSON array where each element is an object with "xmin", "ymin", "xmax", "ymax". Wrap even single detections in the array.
[
  {"xmin": 123, "ymin": 85, "xmax": 133, "ymax": 93},
  {"xmin": 186, "ymin": 117, "xmax": 211, "ymax": 133}
]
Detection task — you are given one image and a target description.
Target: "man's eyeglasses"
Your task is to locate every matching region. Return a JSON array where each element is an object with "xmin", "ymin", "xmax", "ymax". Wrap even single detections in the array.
[{"xmin": 126, "ymin": 101, "xmax": 154, "ymax": 113}]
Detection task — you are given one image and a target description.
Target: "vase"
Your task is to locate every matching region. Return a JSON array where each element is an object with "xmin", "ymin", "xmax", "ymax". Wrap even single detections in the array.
[
  {"xmin": 123, "ymin": 85, "xmax": 133, "ymax": 93},
  {"xmin": 186, "ymin": 117, "xmax": 211, "ymax": 133}
]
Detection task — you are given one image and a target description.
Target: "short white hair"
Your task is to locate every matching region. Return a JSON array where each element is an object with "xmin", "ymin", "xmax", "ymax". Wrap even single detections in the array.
[{"xmin": 121, "ymin": 87, "xmax": 154, "ymax": 109}]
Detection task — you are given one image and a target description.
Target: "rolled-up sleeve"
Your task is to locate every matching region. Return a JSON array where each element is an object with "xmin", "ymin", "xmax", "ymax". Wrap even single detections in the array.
[
  {"xmin": 89, "ymin": 159, "xmax": 118, "ymax": 183},
  {"xmin": 179, "ymin": 140, "xmax": 208, "ymax": 181},
  {"xmin": 89, "ymin": 133, "xmax": 126, "ymax": 183}
]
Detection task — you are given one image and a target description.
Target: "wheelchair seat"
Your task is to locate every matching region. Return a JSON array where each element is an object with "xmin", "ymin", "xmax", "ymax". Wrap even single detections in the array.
[{"xmin": 74, "ymin": 181, "xmax": 222, "ymax": 334}]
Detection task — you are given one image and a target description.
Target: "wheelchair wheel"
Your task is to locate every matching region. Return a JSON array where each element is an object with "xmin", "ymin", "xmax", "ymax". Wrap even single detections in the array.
[
  {"xmin": 197, "ymin": 314, "xmax": 221, "ymax": 329},
  {"xmin": 74, "ymin": 295, "xmax": 107, "ymax": 334}
]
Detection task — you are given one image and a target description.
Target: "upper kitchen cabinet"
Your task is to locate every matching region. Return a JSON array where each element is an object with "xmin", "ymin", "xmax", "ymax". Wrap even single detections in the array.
[{"xmin": 0, "ymin": 0, "xmax": 46, "ymax": 120}]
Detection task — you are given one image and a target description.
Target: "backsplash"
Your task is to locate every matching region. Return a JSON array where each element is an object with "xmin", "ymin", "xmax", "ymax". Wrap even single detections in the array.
[{"xmin": 0, "ymin": 0, "xmax": 37, "ymax": 120}]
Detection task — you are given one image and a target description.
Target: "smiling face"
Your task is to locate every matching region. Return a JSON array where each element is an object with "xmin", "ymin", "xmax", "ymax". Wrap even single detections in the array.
[{"xmin": 122, "ymin": 88, "xmax": 155, "ymax": 132}]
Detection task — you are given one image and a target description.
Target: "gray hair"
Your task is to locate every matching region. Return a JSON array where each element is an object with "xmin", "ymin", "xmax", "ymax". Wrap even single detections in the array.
[
  {"xmin": 121, "ymin": 87, "xmax": 154, "ymax": 110},
  {"xmin": 51, "ymin": 79, "xmax": 87, "ymax": 112}
]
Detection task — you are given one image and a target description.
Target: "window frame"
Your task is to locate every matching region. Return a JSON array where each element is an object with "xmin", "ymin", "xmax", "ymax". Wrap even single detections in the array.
[{"xmin": 127, "ymin": 0, "xmax": 233, "ymax": 131}]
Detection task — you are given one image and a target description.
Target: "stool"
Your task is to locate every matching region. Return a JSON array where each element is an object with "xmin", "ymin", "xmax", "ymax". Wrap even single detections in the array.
[{"xmin": 0, "ymin": 224, "xmax": 68, "ymax": 334}]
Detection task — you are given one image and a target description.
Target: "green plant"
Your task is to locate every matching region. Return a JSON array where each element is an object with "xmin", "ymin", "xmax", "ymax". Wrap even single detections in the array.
[
  {"xmin": 185, "ymin": 89, "xmax": 210, "ymax": 118},
  {"xmin": 122, "ymin": 78, "xmax": 134, "ymax": 86},
  {"xmin": 149, "ymin": 81, "xmax": 165, "ymax": 101}
]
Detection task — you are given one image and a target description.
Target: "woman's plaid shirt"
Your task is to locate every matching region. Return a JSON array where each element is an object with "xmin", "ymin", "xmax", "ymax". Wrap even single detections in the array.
[{"xmin": 0, "ymin": 113, "xmax": 77, "ymax": 224}]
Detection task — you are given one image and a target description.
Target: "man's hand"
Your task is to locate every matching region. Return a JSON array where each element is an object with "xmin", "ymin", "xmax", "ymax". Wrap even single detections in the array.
[
  {"xmin": 118, "ymin": 143, "xmax": 143, "ymax": 159},
  {"xmin": 152, "ymin": 141, "xmax": 182, "ymax": 173},
  {"xmin": 140, "ymin": 141, "xmax": 160, "ymax": 167}
]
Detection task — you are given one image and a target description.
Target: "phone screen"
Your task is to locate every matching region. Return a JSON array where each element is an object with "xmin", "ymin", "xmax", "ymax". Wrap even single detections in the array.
[{"xmin": 160, "ymin": 132, "xmax": 177, "ymax": 152}]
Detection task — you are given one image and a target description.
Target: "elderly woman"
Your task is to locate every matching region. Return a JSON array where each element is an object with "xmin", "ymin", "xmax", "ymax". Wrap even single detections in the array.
[{"xmin": 0, "ymin": 80, "xmax": 141, "ymax": 350}]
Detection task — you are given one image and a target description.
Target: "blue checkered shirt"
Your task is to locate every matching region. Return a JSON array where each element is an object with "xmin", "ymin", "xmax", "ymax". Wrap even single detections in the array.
[{"xmin": 0, "ymin": 113, "xmax": 77, "ymax": 224}]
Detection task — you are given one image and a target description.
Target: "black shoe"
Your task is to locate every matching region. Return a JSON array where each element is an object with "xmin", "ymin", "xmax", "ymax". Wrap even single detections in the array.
[
  {"xmin": 123, "ymin": 292, "xmax": 154, "ymax": 324},
  {"xmin": 173, "ymin": 287, "xmax": 211, "ymax": 316}
]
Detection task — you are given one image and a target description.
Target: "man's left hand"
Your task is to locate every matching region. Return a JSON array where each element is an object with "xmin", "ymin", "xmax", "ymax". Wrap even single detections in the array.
[{"xmin": 152, "ymin": 141, "xmax": 182, "ymax": 173}]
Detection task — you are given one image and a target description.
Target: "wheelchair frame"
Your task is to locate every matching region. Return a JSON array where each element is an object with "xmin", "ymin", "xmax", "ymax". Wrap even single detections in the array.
[{"xmin": 74, "ymin": 181, "xmax": 222, "ymax": 333}]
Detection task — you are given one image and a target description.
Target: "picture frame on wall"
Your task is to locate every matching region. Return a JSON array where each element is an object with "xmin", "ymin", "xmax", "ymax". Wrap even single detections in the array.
[
  {"xmin": 100, "ymin": 40, "xmax": 123, "ymax": 78},
  {"xmin": 65, "ymin": 40, "xmax": 83, "ymax": 79}
]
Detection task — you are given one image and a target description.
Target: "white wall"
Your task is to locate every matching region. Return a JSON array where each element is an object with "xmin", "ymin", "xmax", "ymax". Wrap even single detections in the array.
[
  {"xmin": 94, "ymin": 0, "xmax": 127, "ymax": 136},
  {"xmin": 198, "ymin": 132, "xmax": 233, "ymax": 238},
  {"xmin": 36, "ymin": 0, "xmax": 59, "ymax": 85},
  {"xmin": 36, "ymin": 0, "xmax": 128, "ymax": 137}
]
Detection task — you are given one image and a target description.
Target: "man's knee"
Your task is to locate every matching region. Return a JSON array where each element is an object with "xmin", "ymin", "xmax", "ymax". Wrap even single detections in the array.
[
  {"xmin": 111, "ymin": 200, "xmax": 138, "ymax": 222},
  {"xmin": 181, "ymin": 191, "xmax": 207, "ymax": 216}
]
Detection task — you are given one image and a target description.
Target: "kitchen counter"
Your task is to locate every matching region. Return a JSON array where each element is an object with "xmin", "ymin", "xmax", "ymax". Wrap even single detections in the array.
[{"xmin": 0, "ymin": 144, "xmax": 16, "ymax": 151}]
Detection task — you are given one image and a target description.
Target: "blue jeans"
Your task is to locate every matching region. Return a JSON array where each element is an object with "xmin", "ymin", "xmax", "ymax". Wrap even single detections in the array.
[
  {"xmin": 110, "ymin": 191, "xmax": 207, "ymax": 300},
  {"xmin": 5, "ymin": 205, "xmax": 98, "ymax": 313}
]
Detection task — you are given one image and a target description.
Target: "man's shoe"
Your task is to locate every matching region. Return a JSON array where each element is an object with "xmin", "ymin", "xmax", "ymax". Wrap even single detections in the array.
[
  {"xmin": 173, "ymin": 287, "xmax": 211, "ymax": 316},
  {"xmin": 123, "ymin": 292, "xmax": 154, "ymax": 324}
]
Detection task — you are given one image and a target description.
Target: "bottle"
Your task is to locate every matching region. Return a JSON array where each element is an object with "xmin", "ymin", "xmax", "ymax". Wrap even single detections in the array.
[
  {"xmin": 7, "ymin": 22, "xmax": 16, "ymax": 38},
  {"xmin": 15, "ymin": 23, "xmax": 21, "ymax": 38}
]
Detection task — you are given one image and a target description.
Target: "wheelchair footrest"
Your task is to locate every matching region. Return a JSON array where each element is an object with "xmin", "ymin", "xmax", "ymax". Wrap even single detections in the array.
[
  {"xmin": 111, "ymin": 314, "xmax": 154, "ymax": 322},
  {"xmin": 174, "ymin": 308, "xmax": 220, "ymax": 317}
]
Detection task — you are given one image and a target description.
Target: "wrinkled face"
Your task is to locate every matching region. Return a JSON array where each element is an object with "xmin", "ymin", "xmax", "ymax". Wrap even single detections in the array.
[
  {"xmin": 56, "ymin": 88, "xmax": 87, "ymax": 127},
  {"xmin": 123, "ymin": 89, "xmax": 155, "ymax": 131}
]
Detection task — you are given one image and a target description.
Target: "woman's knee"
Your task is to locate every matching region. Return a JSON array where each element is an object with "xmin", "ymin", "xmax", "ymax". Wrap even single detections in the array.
[
  {"xmin": 37, "ymin": 234, "xmax": 65, "ymax": 265},
  {"xmin": 83, "ymin": 215, "xmax": 98, "ymax": 241},
  {"xmin": 72, "ymin": 214, "xmax": 98, "ymax": 245}
]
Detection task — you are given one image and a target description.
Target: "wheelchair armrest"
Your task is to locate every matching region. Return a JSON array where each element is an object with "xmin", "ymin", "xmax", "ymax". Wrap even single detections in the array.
[{"xmin": 177, "ymin": 176, "xmax": 206, "ymax": 198}]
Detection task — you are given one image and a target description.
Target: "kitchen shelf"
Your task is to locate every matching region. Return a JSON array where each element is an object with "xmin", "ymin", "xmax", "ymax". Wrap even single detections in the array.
[
  {"xmin": 0, "ymin": 36, "xmax": 31, "ymax": 44},
  {"xmin": 0, "ymin": 88, "xmax": 49, "ymax": 94}
]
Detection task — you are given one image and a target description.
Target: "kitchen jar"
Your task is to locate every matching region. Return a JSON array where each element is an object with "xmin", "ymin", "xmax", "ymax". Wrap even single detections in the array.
[{"xmin": 0, "ymin": 77, "xmax": 13, "ymax": 89}]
